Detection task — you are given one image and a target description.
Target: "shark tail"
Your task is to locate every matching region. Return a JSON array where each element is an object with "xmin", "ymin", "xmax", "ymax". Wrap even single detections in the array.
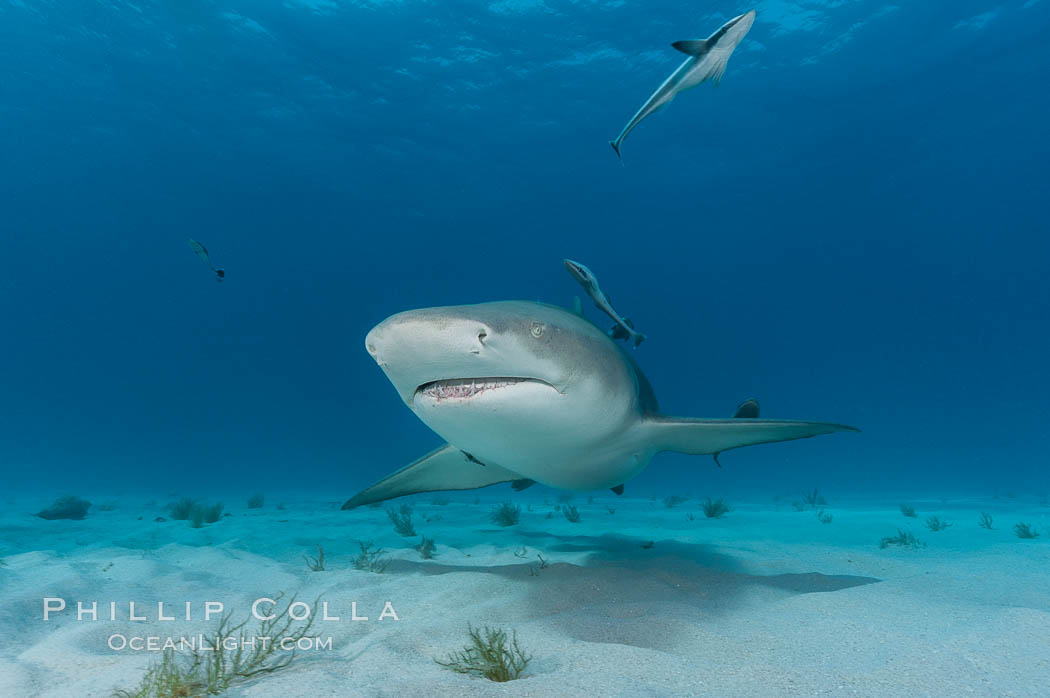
[{"xmin": 609, "ymin": 140, "xmax": 623, "ymax": 162}]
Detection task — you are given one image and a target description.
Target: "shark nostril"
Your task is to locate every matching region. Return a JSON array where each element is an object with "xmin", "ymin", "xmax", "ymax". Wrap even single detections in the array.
[{"xmin": 366, "ymin": 343, "xmax": 378, "ymax": 356}]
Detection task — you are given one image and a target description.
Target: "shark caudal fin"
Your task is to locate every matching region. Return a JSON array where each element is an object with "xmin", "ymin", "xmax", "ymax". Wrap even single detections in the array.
[
  {"xmin": 646, "ymin": 417, "xmax": 857, "ymax": 457},
  {"xmin": 341, "ymin": 444, "xmax": 524, "ymax": 510},
  {"xmin": 610, "ymin": 140, "xmax": 623, "ymax": 162}
]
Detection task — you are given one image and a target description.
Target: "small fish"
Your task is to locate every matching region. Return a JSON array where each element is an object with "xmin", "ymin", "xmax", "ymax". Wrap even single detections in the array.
[
  {"xmin": 610, "ymin": 10, "xmax": 756, "ymax": 160},
  {"xmin": 564, "ymin": 259, "xmax": 646, "ymax": 347},
  {"xmin": 188, "ymin": 238, "xmax": 225, "ymax": 282}
]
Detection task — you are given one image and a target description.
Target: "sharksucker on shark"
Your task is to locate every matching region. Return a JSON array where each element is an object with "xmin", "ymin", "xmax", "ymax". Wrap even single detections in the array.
[
  {"xmin": 610, "ymin": 10, "xmax": 756, "ymax": 160},
  {"xmin": 564, "ymin": 258, "xmax": 646, "ymax": 347},
  {"xmin": 342, "ymin": 300, "xmax": 857, "ymax": 509}
]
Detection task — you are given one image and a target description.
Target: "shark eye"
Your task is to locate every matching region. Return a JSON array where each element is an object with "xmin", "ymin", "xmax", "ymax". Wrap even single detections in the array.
[
  {"xmin": 530, "ymin": 323, "xmax": 545, "ymax": 338},
  {"xmin": 477, "ymin": 330, "xmax": 487, "ymax": 344}
]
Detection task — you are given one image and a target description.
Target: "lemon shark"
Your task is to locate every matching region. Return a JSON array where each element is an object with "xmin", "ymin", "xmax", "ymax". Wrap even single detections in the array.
[
  {"xmin": 342, "ymin": 301, "xmax": 856, "ymax": 509},
  {"xmin": 610, "ymin": 9, "xmax": 756, "ymax": 159}
]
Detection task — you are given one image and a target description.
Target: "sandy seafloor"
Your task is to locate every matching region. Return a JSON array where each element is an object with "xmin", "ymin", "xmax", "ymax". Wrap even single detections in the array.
[{"xmin": 1, "ymin": 491, "xmax": 1048, "ymax": 697}]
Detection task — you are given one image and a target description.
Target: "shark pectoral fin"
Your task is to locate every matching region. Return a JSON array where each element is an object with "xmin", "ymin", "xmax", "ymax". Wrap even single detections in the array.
[
  {"xmin": 511, "ymin": 478, "xmax": 536, "ymax": 491},
  {"xmin": 698, "ymin": 47, "xmax": 735, "ymax": 86},
  {"xmin": 341, "ymin": 444, "xmax": 524, "ymax": 510},
  {"xmin": 672, "ymin": 39, "xmax": 709, "ymax": 56},
  {"xmin": 647, "ymin": 417, "xmax": 858, "ymax": 456}
]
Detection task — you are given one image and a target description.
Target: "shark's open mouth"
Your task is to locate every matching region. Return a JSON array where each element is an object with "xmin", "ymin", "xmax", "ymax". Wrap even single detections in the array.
[{"xmin": 416, "ymin": 378, "xmax": 550, "ymax": 401}]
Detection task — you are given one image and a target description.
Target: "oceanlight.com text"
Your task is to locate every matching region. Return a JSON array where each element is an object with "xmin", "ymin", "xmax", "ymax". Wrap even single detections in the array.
[{"xmin": 106, "ymin": 633, "xmax": 334, "ymax": 652}]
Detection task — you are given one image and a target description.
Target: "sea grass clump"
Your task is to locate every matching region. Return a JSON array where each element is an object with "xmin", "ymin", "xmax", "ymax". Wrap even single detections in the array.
[
  {"xmin": 112, "ymin": 648, "xmax": 192, "ymax": 698},
  {"xmin": 36, "ymin": 496, "xmax": 91, "ymax": 520},
  {"xmin": 562, "ymin": 504, "xmax": 581, "ymax": 523},
  {"xmin": 352, "ymin": 541, "xmax": 389, "ymax": 572},
  {"xmin": 435, "ymin": 625, "xmax": 531, "ymax": 682},
  {"xmin": 490, "ymin": 502, "xmax": 520, "ymax": 527},
  {"xmin": 925, "ymin": 516, "xmax": 951, "ymax": 532},
  {"xmin": 304, "ymin": 545, "xmax": 325, "ymax": 571},
  {"xmin": 879, "ymin": 529, "xmax": 924, "ymax": 549},
  {"xmin": 169, "ymin": 498, "xmax": 196, "ymax": 520},
  {"xmin": 387, "ymin": 503, "xmax": 416, "ymax": 536},
  {"xmin": 247, "ymin": 493, "xmax": 265, "ymax": 509},
  {"xmin": 415, "ymin": 535, "xmax": 437, "ymax": 560},
  {"xmin": 113, "ymin": 594, "xmax": 317, "ymax": 697},
  {"xmin": 899, "ymin": 503, "xmax": 917, "ymax": 518},
  {"xmin": 978, "ymin": 512, "xmax": 994, "ymax": 529},
  {"xmin": 189, "ymin": 502, "xmax": 224, "ymax": 529},
  {"xmin": 1014, "ymin": 522, "xmax": 1039, "ymax": 539},
  {"xmin": 701, "ymin": 497, "xmax": 730, "ymax": 519},
  {"xmin": 801, "ymin": 488, "xmax": 826, "ymax": 509}
]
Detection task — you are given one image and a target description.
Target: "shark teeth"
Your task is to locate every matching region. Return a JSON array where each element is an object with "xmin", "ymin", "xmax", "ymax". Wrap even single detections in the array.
[{"xmin": 418, "ymin": 378, "xmax": 527, "ymax": 401}]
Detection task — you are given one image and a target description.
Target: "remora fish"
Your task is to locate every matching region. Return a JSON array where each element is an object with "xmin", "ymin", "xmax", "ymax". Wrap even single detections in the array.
[
  {"xmin": 342, "ymin": 301, "xmax": 856, "ymax": 509},
  {"xmin": 188, "ymin": 238, "xmax": 225, "ymax": 282},
  {"xmin": 564, "ymin": 259, "xmax": 646, "ymax": 347},
  {"xmin": 610, "ymin": 10, "xmax": 756, "ymax": 159}
]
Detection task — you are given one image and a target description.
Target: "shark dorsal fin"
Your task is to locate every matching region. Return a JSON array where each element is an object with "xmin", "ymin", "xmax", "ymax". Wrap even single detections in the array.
[
  {"xmin": 672, "ymin": 39, "xmax": 709, "ymax": 56},
  {"xmin": 733, "ymin": 398, "xmax": 760, "ymax": 419}
]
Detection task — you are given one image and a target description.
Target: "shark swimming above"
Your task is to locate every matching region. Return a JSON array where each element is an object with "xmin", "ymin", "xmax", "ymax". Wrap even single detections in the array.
[
  {"xmin": 610, "ymin": 10, "xmax": 756, "ymax": 160},
  {"xmin": 342, "ymin": 300, "xmax": 857, "ymax": 509}
]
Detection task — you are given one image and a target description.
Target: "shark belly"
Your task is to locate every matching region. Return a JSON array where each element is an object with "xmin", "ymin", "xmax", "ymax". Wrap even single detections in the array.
[{"xmin": 411, "ymin": 378, "xmax": 645, "ymax": 490}]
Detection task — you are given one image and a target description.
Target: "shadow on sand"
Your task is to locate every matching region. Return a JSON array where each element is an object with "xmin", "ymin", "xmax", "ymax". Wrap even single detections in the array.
[{"xmin": 387, "ymin": 530, "xmax": 880, "ymax": 650}]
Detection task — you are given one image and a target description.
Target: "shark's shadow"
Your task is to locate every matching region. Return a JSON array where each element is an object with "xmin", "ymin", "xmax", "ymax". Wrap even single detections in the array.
[{"xmin": 388, "ymin": 530, "xmax": 880, "ymax": 651}]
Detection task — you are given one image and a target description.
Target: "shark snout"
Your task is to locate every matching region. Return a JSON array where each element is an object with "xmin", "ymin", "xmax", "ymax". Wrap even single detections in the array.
[
  {"xmin": 366, "ymin": 313, "xmax": 489, "ymax": 362},
  {"xmin": 364, "ymin": 325, "xmax": 385, "ymax": 365},
  {"xmin": 365, "ymin": 308, "xmax": 505, "ymax": 406}
]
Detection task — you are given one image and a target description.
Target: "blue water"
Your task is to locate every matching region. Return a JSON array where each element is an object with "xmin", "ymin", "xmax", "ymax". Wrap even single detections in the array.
[{"xmin": 2, "ymin": 0, "xmax": 1048, "ymax": 500}]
